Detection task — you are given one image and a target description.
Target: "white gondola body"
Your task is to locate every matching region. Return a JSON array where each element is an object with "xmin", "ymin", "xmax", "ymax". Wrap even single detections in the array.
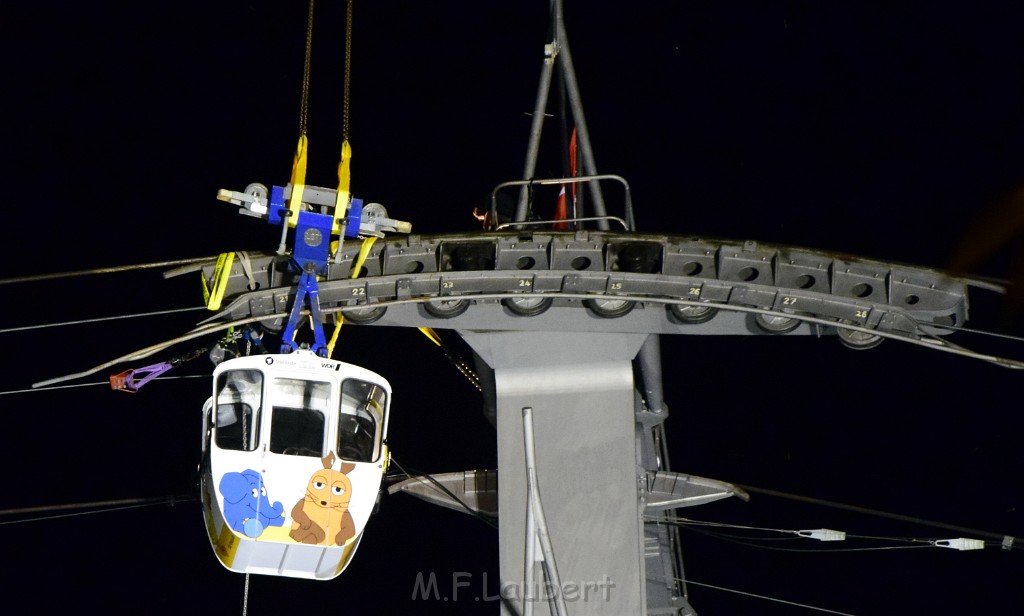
[{"xmin": 200, "ymin": 350, "xmax": 390, "ymax": 580}]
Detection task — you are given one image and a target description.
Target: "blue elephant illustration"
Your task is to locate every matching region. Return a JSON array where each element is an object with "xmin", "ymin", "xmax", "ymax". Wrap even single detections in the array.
[{"xmin": 219, "ymin": 469, "xmax": 286, "ymax": 538}]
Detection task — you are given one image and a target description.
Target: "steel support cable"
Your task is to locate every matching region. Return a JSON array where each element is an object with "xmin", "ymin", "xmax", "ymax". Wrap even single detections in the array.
[
  {"xmin": 387, "ymin": 458, "xmax": 498, "ymax": 528},
  {"xmin": 32, "ymin": 290, "xmax": 1024, "ymax": 389},
  {"xmin": 31, "ymin": 312, "xmax": 278, "ymax": 388},
  {"xmin": 731, "ymin": 483, "xmax": 1020, "ymax": 551},
  {"xmin": 675, "ymin": 525, "xmax": 939, "ymax": 553},
  {"xmin": 652, "ymin": 516, "xmax": 994, "ymax": 550},
  {"xmin": 1, "ymin": 375, "xmax": 208, "ymax": 397},
  {"xmin": 923, "ymin": 320, "xmax": 1024, "ymax": 343},
  {"xmin": 0, "ymin": 257, "xmax": 216, "ymax": 286},
  {"xmin": 0, "ymin": 494, "xmax": 195, "ymax": 524},
  {"xmin": 676, "ymin": 578, "xmax": 859, "ymax": 616},
  {"xmin": 242, "ymin": 574, "xmax": 251, "ymax": 616},
  {"xmin": 0, "ymin": 306, "xmax": 205, "ymax": 335}
]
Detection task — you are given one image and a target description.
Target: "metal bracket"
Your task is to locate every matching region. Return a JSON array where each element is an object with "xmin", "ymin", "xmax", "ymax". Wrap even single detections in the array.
[{"xmin": 280, "ymin": 270, "xmax": 329, "ymax": 357}]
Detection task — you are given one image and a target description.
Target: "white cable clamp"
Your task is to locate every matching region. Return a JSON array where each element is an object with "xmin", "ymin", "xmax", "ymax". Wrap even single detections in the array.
[
  {"xmin": 933, "ymin": 538, "xmax": 985, "ymax": 551},
  {"xmin": 797, "ymin": 529, "xmax": 846, "ymax": 542}
]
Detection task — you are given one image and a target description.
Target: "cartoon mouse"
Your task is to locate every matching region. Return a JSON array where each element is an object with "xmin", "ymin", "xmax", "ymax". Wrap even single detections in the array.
[
  {"xmin": 289, "ymin": 452, "xmax": 357, "ymax": 546},
  {"xmin": 219, "ymin": 469, "xmax": 285, "ymax": 538}
]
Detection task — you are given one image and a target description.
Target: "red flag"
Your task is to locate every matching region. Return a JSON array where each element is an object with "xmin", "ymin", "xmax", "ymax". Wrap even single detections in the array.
[
  {"xmin": 554, "ymin": 186, "xmax": 569, "ymax": 230},
  {"xmin": 553, "ymin": 128, "xmax": 578, "ymax": 230}
]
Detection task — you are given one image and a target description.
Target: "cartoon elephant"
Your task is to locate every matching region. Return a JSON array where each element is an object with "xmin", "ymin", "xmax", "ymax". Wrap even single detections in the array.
[{"xmin": 219, "ymin": 469, "xmax": 285, "ymax": 538}]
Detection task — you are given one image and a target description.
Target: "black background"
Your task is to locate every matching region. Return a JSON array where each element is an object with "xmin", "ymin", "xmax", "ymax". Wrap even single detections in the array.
[{"xmin": 3, "ymin": 2, "xmax": 1023, "ymax": 614}]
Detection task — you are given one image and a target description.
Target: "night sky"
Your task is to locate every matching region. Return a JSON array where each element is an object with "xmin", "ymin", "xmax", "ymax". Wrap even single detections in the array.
[{"xmin": 3, "ymin": 2, "xmax": 1024, "ymax": 614}]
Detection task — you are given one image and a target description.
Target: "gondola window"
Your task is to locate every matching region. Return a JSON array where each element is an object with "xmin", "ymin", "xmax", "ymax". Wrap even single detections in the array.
[
  {"xmin": 338, "ymin": 379, "xmax": 386, "ymax": 462},
  {"xmin": 214, "ymin": 369, "xmax": 263, "ymax": 451},
  {"xmin": 270, "ymin": 378, "xmax": 330, "ymax": 456}
]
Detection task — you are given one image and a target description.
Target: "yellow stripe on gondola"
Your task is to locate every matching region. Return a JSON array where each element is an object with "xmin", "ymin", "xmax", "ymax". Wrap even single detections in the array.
[
  {"xmin": 333, "ymin": 539, "xmax": 359, "ymax": 576},
  {"xmin": 203, "ymin": 477, "xmax": 241, "ymax": 568},
  {"xmin": 215, "ymin": 517, "xmax": 242, "ymax": 568}
]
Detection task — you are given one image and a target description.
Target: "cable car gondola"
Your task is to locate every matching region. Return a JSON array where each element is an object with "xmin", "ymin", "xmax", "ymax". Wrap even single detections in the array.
[{"xmin": 200, "ymin": 350, "xmax": 391, "ymax": 580}]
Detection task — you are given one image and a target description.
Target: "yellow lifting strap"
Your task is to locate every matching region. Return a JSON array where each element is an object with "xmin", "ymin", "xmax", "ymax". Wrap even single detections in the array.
[
  {"xmin": 202, "ymin": 252, "xmax": 236, "ymax": 311},
  {"xmin": 418, "ymin": 327, "xmax": 443, "ymax": 347},
  {"xmin": 287, "ymin": 134, "xmax": 310, "ymax": 228},
  {"xmin": 326, "ymin": 236, "xmax": 378, "ymax": 357},
  {"xmin": 332, "ymin": 140, "xmax": 353, "ymax": 236}
]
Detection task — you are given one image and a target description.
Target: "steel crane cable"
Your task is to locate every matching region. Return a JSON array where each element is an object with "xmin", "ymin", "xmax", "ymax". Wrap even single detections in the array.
[
  {"xmin": 342, "ymin": 0, "xmax": 353, "ymax": 143},
  {"xmin": 298, "ymin": 0, "xmax": 315, "ymax": 139},
  {"xmin": 296, "ymin": 1, "xmax": 354, "ymax": 152}
]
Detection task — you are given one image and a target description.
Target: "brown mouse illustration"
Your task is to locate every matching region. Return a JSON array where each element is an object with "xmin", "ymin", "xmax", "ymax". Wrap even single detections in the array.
[{"xmin": 289, "ymin": 451, "xmax": 357, "ymax": 546}]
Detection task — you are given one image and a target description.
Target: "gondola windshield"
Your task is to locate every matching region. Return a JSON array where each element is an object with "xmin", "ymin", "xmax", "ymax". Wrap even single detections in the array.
[{"xmin": 212, "ymin": 369, "xmax": 387, "ymax": 461}]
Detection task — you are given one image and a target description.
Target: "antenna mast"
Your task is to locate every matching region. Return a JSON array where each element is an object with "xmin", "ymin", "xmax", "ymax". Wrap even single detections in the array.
[{"xmin": 516, "ymin": 0, "xmax": 611, "ymax": 229}]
